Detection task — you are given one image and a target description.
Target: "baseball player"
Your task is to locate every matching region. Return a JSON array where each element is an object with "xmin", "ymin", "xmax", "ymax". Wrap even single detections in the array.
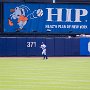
[{"xmin": 40, "ymin": 42, "xmax": 48, "ymax": 60}]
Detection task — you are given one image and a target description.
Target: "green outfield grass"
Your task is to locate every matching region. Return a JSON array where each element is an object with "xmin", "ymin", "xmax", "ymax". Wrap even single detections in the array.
[{"xmin": 0, "ymin": 57, "xmax": 90, "ymax": 90}]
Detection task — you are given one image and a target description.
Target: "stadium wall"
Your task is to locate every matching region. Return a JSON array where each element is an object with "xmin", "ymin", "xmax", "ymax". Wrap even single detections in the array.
[
  {"xmin": 0, "ymin": 37, "xmax": 81, "ymax": 57},
  {"xmin": 0, "ymin": 1, "xmax": 90, "ymax": 57},
  {"xmin": 1, "ymin": 37, "xmax": 90, "ymax": 57}
]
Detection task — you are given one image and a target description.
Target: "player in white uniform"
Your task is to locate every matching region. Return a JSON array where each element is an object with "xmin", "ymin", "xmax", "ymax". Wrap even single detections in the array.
[{"xmin": 40, "ymin": 42, "xmax": 48, "ymax": 60}]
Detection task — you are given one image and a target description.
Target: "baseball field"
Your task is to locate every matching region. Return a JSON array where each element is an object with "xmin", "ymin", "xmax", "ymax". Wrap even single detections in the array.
[{"xmin": 0, "ymin": 57, "xmax": 90, "ymax": 90}]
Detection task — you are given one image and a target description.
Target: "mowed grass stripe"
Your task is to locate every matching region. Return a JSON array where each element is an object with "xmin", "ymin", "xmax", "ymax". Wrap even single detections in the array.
[{"xmin": 0, "ymin": 57, "xmax": 90, "ymax": 90}]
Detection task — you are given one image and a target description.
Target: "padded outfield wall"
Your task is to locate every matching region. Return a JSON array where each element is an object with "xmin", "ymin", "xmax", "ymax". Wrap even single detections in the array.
[{"xmin": 0, "ymin": 37, "xmax": 89, "ymax": 57}]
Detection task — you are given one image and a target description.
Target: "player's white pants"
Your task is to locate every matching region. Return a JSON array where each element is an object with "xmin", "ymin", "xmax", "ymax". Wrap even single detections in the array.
[{"xmin": 42, "ymin": 49, "xmax": 46, "ymax": 55}]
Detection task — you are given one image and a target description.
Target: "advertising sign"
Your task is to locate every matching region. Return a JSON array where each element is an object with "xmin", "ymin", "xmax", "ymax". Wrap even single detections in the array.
[
  {"xmin": 80, "ymin": 38, "xmax": 90, "ymax": 55},
  {"xmin": 4, "ymin": 3, "xmax": 90, "ymax": 34}
]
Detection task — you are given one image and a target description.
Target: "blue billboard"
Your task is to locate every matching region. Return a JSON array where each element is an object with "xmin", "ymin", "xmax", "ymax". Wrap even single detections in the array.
[
  {"xmin": 4, "ymin": 3, "xmax": 90, "ymax": 34},
  {"xmin": 80, "ymin": 38, "xmax": 90, "ymax": 55}
]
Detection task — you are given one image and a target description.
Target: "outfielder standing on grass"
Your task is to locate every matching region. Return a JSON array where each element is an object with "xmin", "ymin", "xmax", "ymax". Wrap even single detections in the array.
[{"xmin": 40, "ymin": 42, "xmax": 48, "ymax": 60}]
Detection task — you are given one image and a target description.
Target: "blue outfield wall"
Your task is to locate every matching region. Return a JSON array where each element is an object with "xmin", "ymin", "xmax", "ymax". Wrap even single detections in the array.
[
  {"xmin": 0, "ymin": 37, "xmax": 81, "ymax": 57},
  {"xmin": 54, "ymin": 38, "xmax": 80, "ymax": 56}
]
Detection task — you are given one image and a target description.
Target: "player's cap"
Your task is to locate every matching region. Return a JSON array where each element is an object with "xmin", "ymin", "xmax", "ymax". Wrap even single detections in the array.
[{"xmin": 42, "ymin": 42, "xmax": 44, "ymax": 44}]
